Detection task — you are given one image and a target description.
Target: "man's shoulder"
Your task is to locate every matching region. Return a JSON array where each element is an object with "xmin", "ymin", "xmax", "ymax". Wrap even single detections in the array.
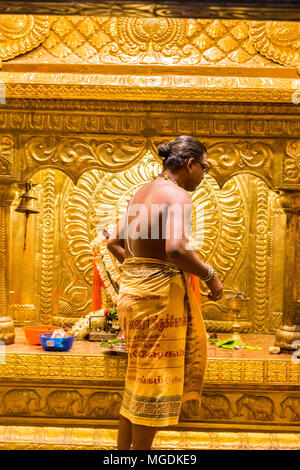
[
  {"xmin": 157, "ymin": 183, "xmax": 191, "ymax": 203},
  {"xmin": 132, "ymin": 180, "xmax": 192, "ymax": 205},
  {"xmin": 149, "ymin": 179, "xmax": 190, "ymax": 195}
]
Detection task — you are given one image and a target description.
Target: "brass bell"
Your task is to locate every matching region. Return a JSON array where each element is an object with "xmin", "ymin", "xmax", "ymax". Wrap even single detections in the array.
[
  {"xmin": 15, "ymin": 181, "xmax": 39, "ymax": 215},
  {"xmin": 15, "ymin": 181, "xmax": 40, "ymax": 251}
]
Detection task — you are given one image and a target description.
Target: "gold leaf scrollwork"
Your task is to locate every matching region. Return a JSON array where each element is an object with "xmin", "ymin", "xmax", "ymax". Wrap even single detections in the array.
[
  {"xmin": 89, "ymin": 137, "xmax": 148, "ymax": 171},
  {"xmin": 0, "ymin": 135, "xmax": 14, "ymax": 177},
  {"xmin": 208, "ymin": 141, "xmax": 273, "ymax": 186},
  {"xmin": 20, "ymin": 16, "xmax": 270, "ymax": 67},
  {"xmin": 39, "ymin": 170, "xmax": 55, "ymax": 324},
  {"xmin": 63, "ymin": 170, "xmax": 104, "ymax": 287},
  {"xmin": 250, "ymin": 21, "xmax": 300, "ymax": 67},
  {"xmin": 23, "ymin": 135, "xmax": 148, "ymax": 183},
  {"xmin": 254, "ymin": 180, "xmax": 269, "ymax": 332},
  {"xmin": 101, "ymin": 17, "xmax": 194, "ymax": 65},
  {"xmin": 0, "ymin": 15, "xmax": 52, "ymax": 61},
  {"xmin": 24, "ymin": 135, "xmax": 98, "ymax": 168},
  {"xmin": 284, "ymin": 141, "xmax": 300, "ymax": 184}
]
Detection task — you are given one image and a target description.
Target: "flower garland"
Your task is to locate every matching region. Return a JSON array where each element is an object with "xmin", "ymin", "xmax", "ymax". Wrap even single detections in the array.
[
  {"xmin": 71, "ymin": 232, "xmax": 124, "ymax": 341},
  {"xmin": 71, "ymin": 309, "xmax": 106, "ymax": 341},
  {"xmin": 91, "ymin": 232, "xmax": 122, "ymax": 305}
]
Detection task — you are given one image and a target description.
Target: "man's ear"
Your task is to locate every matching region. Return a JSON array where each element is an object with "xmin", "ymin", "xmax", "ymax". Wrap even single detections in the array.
[{"xmin": 186, "ymin": 158, "xmax": 194, "ymax": 171}]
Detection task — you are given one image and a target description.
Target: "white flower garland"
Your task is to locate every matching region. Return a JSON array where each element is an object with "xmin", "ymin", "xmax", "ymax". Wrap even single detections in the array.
[
  {"xmin": 91, "ymin": 232, "xmax": 122, "ymax": 305},
  {"xmin": 71, "ymin": 309, "xmax": 106, "ymax": 341}
]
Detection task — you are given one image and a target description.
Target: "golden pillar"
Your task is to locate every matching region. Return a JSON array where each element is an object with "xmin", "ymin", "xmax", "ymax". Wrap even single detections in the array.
[
  {"xmin": 275, "ymin": 192, "xmax": 300, "ymax": 350},
  {"xmin": 0, "ymin": 183, "xmax": 17, "ymax": 344}
]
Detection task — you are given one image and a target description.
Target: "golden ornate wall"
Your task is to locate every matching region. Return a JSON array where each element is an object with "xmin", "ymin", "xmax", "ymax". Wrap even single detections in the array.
[
  {"xmin": 0, "ymin": 12, "xmax": 300, "ymax": 449},
  {"xmin": 0, "ymin": 15, "xmax": 298, "ymax": 347},
  {"xmin": 6, "ymin": 151, "xmax": 287, "ymax": 334}
]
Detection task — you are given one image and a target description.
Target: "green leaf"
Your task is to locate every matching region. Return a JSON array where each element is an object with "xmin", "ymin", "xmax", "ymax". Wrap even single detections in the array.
[
  {"xmin": 218, "ymin": 338, "xmax": 238, "ymax": 346},
  {"xmin": 99, "ymin": 338, "xmax": 124, "ymax": 347}
]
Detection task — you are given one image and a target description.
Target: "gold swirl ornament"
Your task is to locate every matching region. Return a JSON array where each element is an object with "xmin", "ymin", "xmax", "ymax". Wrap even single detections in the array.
[
  {"xmin": 249, "ymin": 20, "xmax": 300, "ymax": 67},
  {"xmin": 0, "ymin": 15, "xmax": 52, "ymax": 63}
]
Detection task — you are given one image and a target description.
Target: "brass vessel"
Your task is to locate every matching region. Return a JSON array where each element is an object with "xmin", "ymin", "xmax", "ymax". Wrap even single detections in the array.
[
  {"xmin": 0, "ymin": 315, "xmax": 15, "ymax": 345},
  {"xmin": 225, "ymin": 297, "xmax": 250, "ymax": 342}
]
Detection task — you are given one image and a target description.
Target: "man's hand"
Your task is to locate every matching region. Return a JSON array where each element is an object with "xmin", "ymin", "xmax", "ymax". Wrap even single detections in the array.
[{"xmin": 206, "ymin": 276, "xmax": 223, "ymax": 301}]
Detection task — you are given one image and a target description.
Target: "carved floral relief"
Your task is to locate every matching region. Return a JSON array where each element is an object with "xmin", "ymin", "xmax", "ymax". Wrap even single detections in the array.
[
  {"xmin": 0, "ymin": 15, "xmax": 51, "ymax": 61},
  {"xmin": 4, "ymin": 16, "xmax": 298, "ymax": 68}
]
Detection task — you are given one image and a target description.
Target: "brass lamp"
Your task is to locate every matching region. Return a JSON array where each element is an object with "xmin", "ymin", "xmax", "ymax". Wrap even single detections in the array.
[{"xmin": 15, "ymin": 181, "xmax": 39, "ymax": 251}]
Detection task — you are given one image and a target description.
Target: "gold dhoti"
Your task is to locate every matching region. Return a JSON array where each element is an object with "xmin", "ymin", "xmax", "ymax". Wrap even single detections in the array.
[{"xmin": 117, "ymin": 257, "xmax": 207, "ymax": 427}]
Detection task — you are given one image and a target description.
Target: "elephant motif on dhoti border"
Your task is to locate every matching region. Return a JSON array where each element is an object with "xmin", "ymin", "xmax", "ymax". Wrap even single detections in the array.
[
  {"xmin": 2, "ymin": 389, "xmax": 42, "ymax": 415},
  {"xmin": 84, "ymin": 392, "xmax": 122, "ymax": 418},
  {"xmin": 236, "ymin": 394, "xmax": 274, "ymax": 421},
  {"xmin": 44, "ymin": 390, "xmax": 84, "ymax": 416}
]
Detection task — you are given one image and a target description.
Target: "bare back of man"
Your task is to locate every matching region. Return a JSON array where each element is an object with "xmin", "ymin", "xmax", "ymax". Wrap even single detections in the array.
[{"xmin": 123, "ymin": 178, "xmax": 190, "ymax": 260}]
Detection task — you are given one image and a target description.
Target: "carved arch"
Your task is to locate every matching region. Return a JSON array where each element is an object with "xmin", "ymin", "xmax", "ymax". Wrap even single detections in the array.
[
  {"xmin": 20, "ymin": 134, "xmax": 277, "ymax": 191},
  {"xmin": 20, "ymin": 134, "xmax": 150, "ymax": 185}
]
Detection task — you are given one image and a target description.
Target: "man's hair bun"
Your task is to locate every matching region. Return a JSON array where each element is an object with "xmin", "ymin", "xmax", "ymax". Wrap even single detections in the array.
[{"xmin": 157, "ymin": 143, "xmax": 171, "ymax": 159}]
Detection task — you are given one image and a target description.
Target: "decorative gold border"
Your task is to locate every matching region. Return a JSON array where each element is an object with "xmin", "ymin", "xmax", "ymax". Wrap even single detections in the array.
[
  {"xmin": 1, "ymin": 425, "xmax": 300, "ymax": 450},
  {"xmin": 0, "ymin": 72, "xmax": 299, "ymax": 103},
  {"xmin": 0, "ymin": 3, "xmax": 299, "ymax": 22},
  {"xmin": 0, "ymin": 109, "xmax": 300, "ymax": 137},
  {"xmin": 0, "ymin": 353, "xmax": 299, "ymax": 385}
]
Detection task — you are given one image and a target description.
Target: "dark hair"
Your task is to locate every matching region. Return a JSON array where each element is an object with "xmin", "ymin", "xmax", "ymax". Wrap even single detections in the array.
[{"xmin": 157, "ymin": 135, "xmax": 207, "ymax": 171}]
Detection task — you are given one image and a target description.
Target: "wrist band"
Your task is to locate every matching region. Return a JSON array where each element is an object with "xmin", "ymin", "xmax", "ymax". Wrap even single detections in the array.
[{"xmin": 201, "ymin": 264, "xmax": 217, "ymax": 283}]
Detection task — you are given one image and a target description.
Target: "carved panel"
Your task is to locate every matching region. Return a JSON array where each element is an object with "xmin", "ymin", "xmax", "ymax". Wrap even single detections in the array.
[
  {"xmin": 84, "ymin": 391, "xmax": 122, "ymax": 418},
  {"xmin": 181, "ymin": 390, "xmax": 300, "ymax": 426},
  {"xmin": 22, "ymin": 134, "xmax": 148, "ymax": 183},
  {"xmin": 253, "ymin": 180, "xmax": 269, "ymax": 332},
  {"xmin": 250, "ymin": 21, "xmax": 300, "ymax": 67},
  {"xmin": 2, "ymin": 383, "xmax": 300, "ymax": 430},
  {"xmin": 8, "ymin": 17, "xmax": 300, "ymax": 68},
  {"xmin": 9, "ymin": 133, "xmax": 288, "ymax": 329},
  {"xmin": 53, "ymin": 170, "xmax": 104, "ymax": 324},
  {"xmin": 0, "ymin": 135, "xmax": 15, "ymax": 180},
  {"xmin": 1, "ymin": 108, "xmax": 300, "ymax": 138},
  {"xmin": 1, "ymin": 75, "xmax": 296, "ymax": 103},
  {"xmin": 266, "ymin": 193, "xmax": 285, "ymax": 331},
  {"xmin": 39, "ymin": 170, "xmax": 55, "ymax": 324},
  {"xmin": 0, "ymin": 386, "xmax": 122, "ymax": 419},
  {"xmin": 0, "ymin": 15, "xmax": 52, "ymax": 61},
  {"xmin": 1, "ymin": 16, "xmax": 298, "ymax": 70},
  {"xmin": 0, "ymin": 425, "xmax": 299, "ymax": 450},
  {"xmin": 283, "ymin": 141, "xmax": 300, "ymax": 185},
  {"xmin": 2, "ymin": 388, "xmax": 42, "ymax": 415},
  {"xmin": 1, "ymin": 353, "xmax": 300, "ymax": 385},
  {"xmin": 207, "ymin": 141, "xmax": 274, "ymax": 189},
  {"xmin": 9, "ymin": 17, "xmax": 273, "ymax": 67}
]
